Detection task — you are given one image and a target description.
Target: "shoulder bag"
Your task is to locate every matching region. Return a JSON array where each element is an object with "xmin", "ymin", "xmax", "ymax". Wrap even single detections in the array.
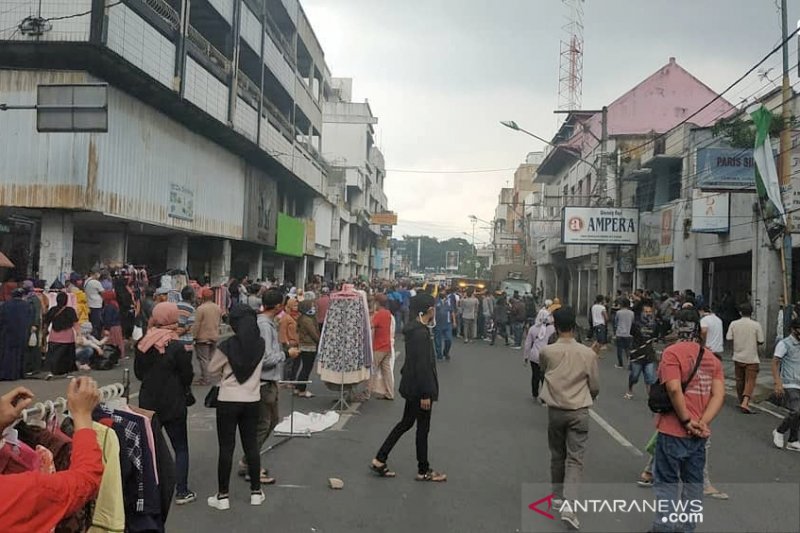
[{"xmin": 648, "ymin": 344, "xmax": 705, "ymax": 414}]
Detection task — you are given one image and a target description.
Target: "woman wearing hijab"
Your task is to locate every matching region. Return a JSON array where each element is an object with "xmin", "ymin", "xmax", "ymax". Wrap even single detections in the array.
[
  {"xmin": 135, "ymin": 302, "xmax": 196, "ymax": 505},
  {"xmin": 523, "ymin": 312, "xmax": 555, "ymax": 401},
  {"xmin": 207, "ymin": 304, "xmax": 265, "ymax": 510},
  {"xmin": 101, "ymin": 290, "xmax": 125, "ymax": 360},
  {"xmin": 42, "ymin": 291, "xmax": 79, "ymax": 377}
]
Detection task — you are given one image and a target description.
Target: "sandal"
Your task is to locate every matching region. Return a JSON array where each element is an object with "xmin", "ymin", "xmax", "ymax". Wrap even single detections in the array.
[
  {"xmin": 415, "ymin": 469, "xmax": 447, "ymax": 482},
  {"xmin": 704, "ymin": 487, "xmax": 729, "ymax": 500},
  {"xmin": 637, "ymin": 473, "xmax": 653, "ymax": 487},
  {"xmin": 370, "ymin": 460, "xmax": 396, "ymax": 478},
  {"xmin": 244, "ymin": 469, "xmax": 276, "ymax": 485},
  {"xmin": 298, "ymin": 391, "xmax": 314, "ymax": 398},
  {"xmin": 623, "ymin": 393, "xmax": 634, "ymax": 400},
  {"xmin": 739, "ymin": 406, "xmax": 757, "ymax": 415}
]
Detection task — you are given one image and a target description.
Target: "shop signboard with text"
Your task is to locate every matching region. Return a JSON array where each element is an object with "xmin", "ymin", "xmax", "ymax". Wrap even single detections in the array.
[
  {"xmin": 696, "ymin": 147, "xmax": 756, "ymax": 190},
  {"xmin": 691, "ymin": 189, "xmax": 730, "ymax": 233},
  {"xmin": 561, "ymin": 207, "xmax": 639, "ymax": 245},
  {"xmin": 637, "ymin": 207, "xmax": 674, "ymax": 266}
]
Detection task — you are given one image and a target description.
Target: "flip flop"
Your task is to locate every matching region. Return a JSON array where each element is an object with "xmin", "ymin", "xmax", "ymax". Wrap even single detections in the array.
[
  {"xmin": 370, "ymin": 461, "xmax": 396, "ymax": 478},
  {"xmin": 739, "ymin": 406, "xmax": 757, "ymax": 414}
]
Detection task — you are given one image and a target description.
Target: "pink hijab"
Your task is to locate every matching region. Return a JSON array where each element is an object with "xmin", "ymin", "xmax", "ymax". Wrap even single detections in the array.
[{"xmin": 138, "ymin": 302, "xmax": 180, "ymax": 354}]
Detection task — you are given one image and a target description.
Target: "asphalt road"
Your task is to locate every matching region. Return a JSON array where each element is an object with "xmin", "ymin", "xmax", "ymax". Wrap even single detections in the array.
[{"xmin": 3, "ymin": 338, "xmax": 800, "ymax": 533}]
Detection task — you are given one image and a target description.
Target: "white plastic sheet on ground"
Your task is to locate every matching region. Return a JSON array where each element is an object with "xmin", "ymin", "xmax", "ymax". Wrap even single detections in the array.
[{"xmin": 273, "ymin": 411, "xmax": 340, "ymax": 435}]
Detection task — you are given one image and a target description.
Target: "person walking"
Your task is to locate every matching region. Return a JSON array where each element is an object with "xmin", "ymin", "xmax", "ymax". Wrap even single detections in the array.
[
  {"xmin": 42, "ymin": 291, "xmax": 78, "ymax": 377},
  {"xmin": 134, "ymin": 302, "xmax": 196, "ymax": 505},
  {"xmin": 460, "ymin": 289, "xmax": 479, "ymax": 344},
  {"xmin": 614, "ymin": 299, "xmax": 634, "ymax": 369},
  {"xmin": 0, "ymin": 288, "xmax": 35, "ymax": 381},
  {"xmin": 370, "ymin": 294, "xmax": 395, "ymax": 399},
  {"xmin": 280, "ymin": 297, "xmax": 300, "ymax": 382},
  {"xmin": 492, "ymin": 293, "xmax": 510, "ymax": 347},
  {"xmin": 207, "ymin": 304, "xmax": 266, "ymax": 510},
  {"xmin": 433, "ymin": 291, "xmax": 454, "ymax": 361},
  {"xmin": 239, "ymin": 290, "xmax": 297, "ymax": 485},
  {"xmin": 510, "ymin": 293, "xmax": 527, "ymax": 349},
  {"xmin": 481, "ymin": 291, "xmax": 495, "ymax": 341},
  {"xmin": 176, "ymin": 286, "xmax": 196, "ymax": 354},
  {"xmin": 370, "ymin": 293, "xmax": 446, "ymax": 482},
  {"xmin": 625, "ymin": 299, "xmax": 658, "ymax": 400},
  {"xmin": 649, "ymin": 309, "xmax": 725, "ymax": 533},
  {"xmin": 726, "ymin": 303, "xmax": 764, "ymax": 414},
  {"xmin": 590, "ymin": 295, "xmax": 608, "ymax": 351},
  {"xmin": 84, "ymin": 271, "xmax": 104, "ymax": 339},
  {"xmin": 540, "ymin": 307, "xmax": 600, "ymax": 531},
  {"xmin": 524, "ymin": 312, "xmax": 555, "ymax": 401},
  {"xmin": 192, "ymin": 288, "xmax": 222, "ymax": 386},
  {"xmin": 294, "ymin": 299, "xmax": 320, "ymax": 398},
  {"xmin": 771, "ymin": 317, "xmax": 800, "ymax": 452},
  {"xmin": 699, "ymin": 306, "xmax": 724, "ymax": 358}
]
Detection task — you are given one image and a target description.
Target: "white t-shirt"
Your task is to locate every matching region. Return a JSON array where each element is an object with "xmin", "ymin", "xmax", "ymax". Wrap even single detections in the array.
[
  {"xmin": 726, "ymin": 317, "xmax": 764, "ymax": 364},
  {"xmin": 84, "ymin": 278, "xmax": 104, "ymax": 309},
  {"xmin": 591, "ymin": 304, "xmax": 606, "ymax": 326},
  {"xmin": 773, "ymin": 340, "xmax": 800, "ymax": 389},
  {"xmin": 700, "ymin": 314, "xmax": 724, "ymax": 354}
]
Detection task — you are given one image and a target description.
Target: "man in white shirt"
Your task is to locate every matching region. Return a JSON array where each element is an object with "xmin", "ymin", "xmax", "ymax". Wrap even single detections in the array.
[
  {"xmin": 726, "ymin": 303, "xmax": 764, "ymax": 414},
  {"xmin": 83, "ymin": 271, "xmax": 104, "ymax": 338},
  {"xmin": 699, "ymin": 306, "xmax": 724, "ymax": 357},
  {"xmin": 590, "ymin": 295, "xmax": 608, "ymax": 349}
]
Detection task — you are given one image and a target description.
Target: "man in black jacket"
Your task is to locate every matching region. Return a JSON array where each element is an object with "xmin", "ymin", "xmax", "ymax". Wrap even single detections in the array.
[{"xmin": 370, "ymin": 293, "xmax": 447, "ymax": 482}]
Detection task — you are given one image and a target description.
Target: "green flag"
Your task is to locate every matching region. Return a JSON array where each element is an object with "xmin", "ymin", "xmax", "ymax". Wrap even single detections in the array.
[{"xmin": 750, "ymin": 104, "xmax": 785, "ymax": 231}]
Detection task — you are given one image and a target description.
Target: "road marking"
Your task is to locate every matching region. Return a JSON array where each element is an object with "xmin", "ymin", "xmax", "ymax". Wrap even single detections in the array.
[
  {"xmin": 588, "ymin": 409, "xmax": 644, "ymax": 457},
  {"xmin": 750, "ymin": 402, "xmax": 784, "ymax": 419}
]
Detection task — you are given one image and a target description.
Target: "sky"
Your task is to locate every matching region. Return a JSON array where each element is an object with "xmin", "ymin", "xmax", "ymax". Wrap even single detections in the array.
[{"xmin": 303, "ymin": 0, "xmax": 799, "ymax": 243}]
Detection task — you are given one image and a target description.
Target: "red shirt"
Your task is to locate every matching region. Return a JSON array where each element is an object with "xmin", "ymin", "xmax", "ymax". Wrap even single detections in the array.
[
  {"xmin": 656, "ymin": 341, "xmax": 724, "ymax": 438},
  {"xmin": 372, "ymin": 308, "xmax": 392, "ymax": 353},
  {"xmin": 0, "ymin": 428, "xmax": 103, "ymax": 533},
  {"xmin": 316, "ymin": 295, "xmax": 330, "ymax": 324}
]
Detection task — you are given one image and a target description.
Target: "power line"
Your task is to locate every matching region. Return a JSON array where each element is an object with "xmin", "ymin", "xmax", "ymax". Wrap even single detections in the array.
[{"xmin": 386, "ymin": 167, "xmax": 516, "ymax": 174}]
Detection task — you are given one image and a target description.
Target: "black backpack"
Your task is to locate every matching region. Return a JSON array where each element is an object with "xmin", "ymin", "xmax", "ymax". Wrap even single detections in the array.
[{"xmin": 648, "ymin": 344, "xmax": 704, "ymax": 414}]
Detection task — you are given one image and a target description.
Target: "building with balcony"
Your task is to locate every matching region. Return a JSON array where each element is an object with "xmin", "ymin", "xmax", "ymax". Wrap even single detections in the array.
[
  {"xmin": 0, "ymin": 0, "xmax": 373, "ymax": 285},
  {"xmin": 322, "ymin": 78, "xmax": 391, "ymax": 280}
]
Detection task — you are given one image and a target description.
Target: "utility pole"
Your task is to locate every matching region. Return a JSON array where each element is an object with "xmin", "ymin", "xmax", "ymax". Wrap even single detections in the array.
[
  {"xmin": 597, "ymin": 105, "xmax": 610, "ymax": 299},
  {"xmin": 780, "ymin": 0, "xmax": 793, "ymax": 332},
  {"xmin": 416, "ymin": 236, "xmax": 422, "ymax": 271}
]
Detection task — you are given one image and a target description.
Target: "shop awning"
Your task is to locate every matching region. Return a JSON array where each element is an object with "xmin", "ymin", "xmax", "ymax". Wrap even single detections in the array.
[{"xmin": 0, "ymin": 252, "xmax": 14, "ymax": 268}]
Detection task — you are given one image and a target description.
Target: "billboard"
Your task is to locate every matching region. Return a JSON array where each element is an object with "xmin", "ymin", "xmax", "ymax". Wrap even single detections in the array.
[
  {"xmin": 276, "ymin": 213, "xmax": 305, "ymax": 257},
  {"xmin": 561, "ymin": 207, "xmax": 639, "ymax": 245},
  {"xmin": 445, "ymin": 251, "xmax": 460, "ymax": 271},
  {"xmin": 691, "ymin": 189, "xmax": 730, "ymax": 233},
  {"xmin": 638, "ymin": 207, "xmax": 674, "ymax": 266},
  {"xmin": 370, "ymin": 212, "xmax": 398, "ymax": 225},
  {"xmin": 696, "ymin": 147, "xmax": 756, "ymax": 190}
]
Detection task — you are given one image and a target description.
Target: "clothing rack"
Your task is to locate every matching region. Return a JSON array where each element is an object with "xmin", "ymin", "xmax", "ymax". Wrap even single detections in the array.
[{"xmin": 265, "ymin": 380, "xmax": 313, "ymax": 454}]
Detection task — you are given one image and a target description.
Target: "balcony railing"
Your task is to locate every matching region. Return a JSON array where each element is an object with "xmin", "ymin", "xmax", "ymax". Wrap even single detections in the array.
[
  {"xmin": 142, "ymin": 0, "xmax": 179, "ymax": 30},
  {"xmin": 187, "ymin": 25, "xmax": 231, "ymax": 74}
]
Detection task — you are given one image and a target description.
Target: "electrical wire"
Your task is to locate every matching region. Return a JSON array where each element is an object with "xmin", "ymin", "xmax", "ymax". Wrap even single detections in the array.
[{"xmin": 386, "ymin": 167, "xmax": 516, "ymax": 174}]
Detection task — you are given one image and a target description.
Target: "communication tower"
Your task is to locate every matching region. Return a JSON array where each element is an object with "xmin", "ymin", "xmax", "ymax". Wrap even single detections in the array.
[{"xmin": 558, "ymin": 0, "xmax": 585, "ymax": 111}]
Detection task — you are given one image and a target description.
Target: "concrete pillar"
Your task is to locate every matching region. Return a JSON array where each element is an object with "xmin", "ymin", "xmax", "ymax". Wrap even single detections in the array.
[
  {"xmin": 166, "ymin": 235, "xmax": 189, "ymax": 270},
  {"xmin": 674, "ymin": 232, "xmax": 702, "ymax": 293},
  {"xmin": 249, "ymin": 249, "xmax": 263, "ymax": 281},
  {"xmin": 312, "ymin": 257, "xmax": 324, "ymax": 277},
  {"xmin": 210, "ymin": 239, "xmax": 232, "ymax": 285},
  {"xmin": 39, "ymin": 211, "xmax": 74, "ymax": 286},
  {"xmin": 298, "ymin": 256, "xmax": 308, "ymax": 286},
  {"xmin": 274, "ymin": 260, "xmax": 285, "ymax": 284},
  {"xmin": 753, "ymin": 222, "xmax": 782, "ymax": 351}
]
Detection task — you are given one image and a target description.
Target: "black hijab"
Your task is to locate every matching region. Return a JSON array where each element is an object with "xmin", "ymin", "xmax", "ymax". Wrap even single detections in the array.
[
  {"xmin": 46, "ymin": 292, "xmax": 78, "ymax": 332},
  {"xmin": 218, "ymin": 304, "xmax": 265, "ymax": 383}
]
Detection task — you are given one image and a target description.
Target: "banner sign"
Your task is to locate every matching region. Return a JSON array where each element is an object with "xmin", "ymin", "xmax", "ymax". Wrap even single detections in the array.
[
  {"xmin": 561, "ymin": 207, "xmax": 639, "ymax": 245},
  {"xmin": 691, "ymin": 189, "xmax": 730, "ymax": 233},
  {"xmin": 276, "ymin": 213, "xmax": 305, "ymax": 257},
  {"xmin": 638, "ymin": 207, "xmax": 674, "ymax": 266},
  {"xmin": 168, "ymin": 183, "xmax": 194, "ymax": 221},
  {"xmin": 370, "ymin": 212, "xmax": 398, "ymax": 225},
  {"xmin": 696, "ymin": 147, "xmax": 756, "ymax": 190}
]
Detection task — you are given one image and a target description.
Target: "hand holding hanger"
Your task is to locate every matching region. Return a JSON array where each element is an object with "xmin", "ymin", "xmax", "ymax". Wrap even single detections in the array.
[
  {"xmin": 67, "ymin": 377, "xmax": 101, "ymax": 432},
  {"xmin": 0, "ymin": 387, "xmax": 35, "ymax": 433}
]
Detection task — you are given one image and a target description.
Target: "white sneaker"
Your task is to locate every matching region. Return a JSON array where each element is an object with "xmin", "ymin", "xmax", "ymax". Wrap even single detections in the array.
[
  {"xmin": 207, "ymin": 495, "xmax": 230, "ymax": 510},
  {"xmin": 250, "ymin": 490, "xmax": 266, "ymax": 505},
  {"xmin": 773, "ymin": 429, "xmax": 785, "ymax": 449},
  {"xmin": 786, "ymin": 441, "xmax": 800, "ymax": 452},
  {"xmin": 561, "ymin": 509, "xmax": 581, "ymax": 530}
]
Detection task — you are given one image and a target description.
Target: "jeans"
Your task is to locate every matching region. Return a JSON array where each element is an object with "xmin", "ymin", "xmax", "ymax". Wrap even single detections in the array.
[
  {"xmin": 433, "ymin": 327, "xmax": 452, "ymax": 360},
  {"xmin": 216, "ymin": 401, "xmax": 261, "ymax": 493},
  {"xmin": 616, "ymin": 336, "xmax": 631, "ymax": 366},
  {"xmin": 511, "ymin": 322, "xmax": 524, "ymax": 347},
  {"xmin": 376, "ymin": 399, "xmax": 432, "ymax": 475},
  {"xmin": 734, "ymin": 361, "xmax": 759, "ymax": 404},
  {"xmin": 777, "ymin": 388, "xmax": 800, "ymax": 442},
  {"xmin": 294, "ymin": 351, "xmax": 317, "ymax": 392},
  {"xmin": 651, "ymin": 433, "xmax": 706, "ymax": 533},
  {"xmin": 75, "ymin": 346, "xmax": 94, "ymax": 366},
  {"xmin": 629, "ymin": 360, "xmax": 657, "ymax": 389},
  {"xmin": 393, "ymin": 310, "xmax": 404, "ymax": 332},
  {"xmin": 492, "ymin": 321, "xmax": 509, "ymax": 345},
  {"xmin": 547, "ymin": 407, "xmax": 589, "ymax": 501},
  {"xmin": 530, "ymin": 361, "xmax": 542, "ymax": 398},
  {"xmin": 163, "ymin": 414, "xmax": 191, "ymax": 495}
]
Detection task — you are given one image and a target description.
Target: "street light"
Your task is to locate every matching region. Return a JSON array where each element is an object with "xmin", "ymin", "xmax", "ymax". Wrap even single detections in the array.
[{"xmin": 499, "ymin": 119, "xmax": 600, "ymax": 173}]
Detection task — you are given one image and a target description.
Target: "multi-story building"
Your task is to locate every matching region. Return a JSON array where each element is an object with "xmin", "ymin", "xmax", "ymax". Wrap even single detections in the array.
[
  {"xmin": 0, "ymin": 0, "xmax": 388, "ymax": 285},
  {"xmin": 322, "ymin": 78, "xmax": 391, "ymax": 280},
  {"xmin": 492, "ymin": 152, "xmax": 542, "ymax": 266},
  {"xmin": 530, "ymin": 57, "xmax": 734, "ymax": 315}
]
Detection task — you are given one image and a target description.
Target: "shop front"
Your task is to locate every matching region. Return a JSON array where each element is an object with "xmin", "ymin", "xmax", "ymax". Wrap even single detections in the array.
[{"xmin": 636, "ymin": 207, "xmax": 675, "ymax": 293}]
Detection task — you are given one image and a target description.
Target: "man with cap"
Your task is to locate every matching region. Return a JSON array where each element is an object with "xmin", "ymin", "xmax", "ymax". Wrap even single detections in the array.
[
  {"xmin": 370, "ymin": 293, "xmax": 446, "ymax": 482},
  {"xmin": 191, "ymin": 287, "xmax": 222, "ymax": 385},
  {"xmin": 649, "ymin": 309, "xmax": 725, "ymax": 533}
]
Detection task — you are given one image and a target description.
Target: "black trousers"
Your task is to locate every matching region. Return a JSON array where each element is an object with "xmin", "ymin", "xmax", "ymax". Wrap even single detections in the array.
[
  {"xmin": 530, "ymin": 361, "xmax": 542, "ymax": 398},
  {"xmin": 294, "ymin": 351, "xmax": 317, "ymax": 392},
  {"xmin": 216, "ymin": 401, "xmax": 261, "ymax": 493},
  {"xmin": 376, "ymin": 399, "xmax": 431, "ymax": 475},
  {"xmin": 491, "ymin": 321, "xmax": 509, "ymax": 344}
]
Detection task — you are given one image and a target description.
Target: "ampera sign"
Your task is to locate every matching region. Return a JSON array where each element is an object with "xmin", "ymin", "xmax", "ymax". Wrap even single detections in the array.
[{"xmin": 561, "ymin": 207, "xmax": 639, "ymax": 245}]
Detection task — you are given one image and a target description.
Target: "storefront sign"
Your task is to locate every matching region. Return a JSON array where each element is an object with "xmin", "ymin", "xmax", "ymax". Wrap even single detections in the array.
[
  {"xmin": 276, "ymin": 213, "xmax": 305, "ymax": 257},
  {"xmin": 168, "ymin": 183, "xmax": 194, "ymax": 221},
  {"xmin": 637, "ymin": 208, "xmax": 674, "ymax": 266},
  {"xmin": 561, "ymin": 207, "xmax": 639, "ymax": 245},
  {"xmin": 788, "ymin": 131, "xmax": 800, "ymax": 233},
  {"xmin": 243, "ymin": 168, "xmax": 278, "ymax": 246},
  {"xmin": 696, "ymin": 147, "xmax": 756, "ymax": 190},
  {"xmin": 370, "ymin": 212, "xmax": 398, "ymax": 225},
  {"xmin": 380, "ymin": 224, "xmax": 393, "ymax": 237},
  {"xmin": 691, "ymin": 189, "xmax": 730, "ymax": 233},
  {"xmin": 305, "ymin": 220, "xmax": 316, "ymax": 255}
]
